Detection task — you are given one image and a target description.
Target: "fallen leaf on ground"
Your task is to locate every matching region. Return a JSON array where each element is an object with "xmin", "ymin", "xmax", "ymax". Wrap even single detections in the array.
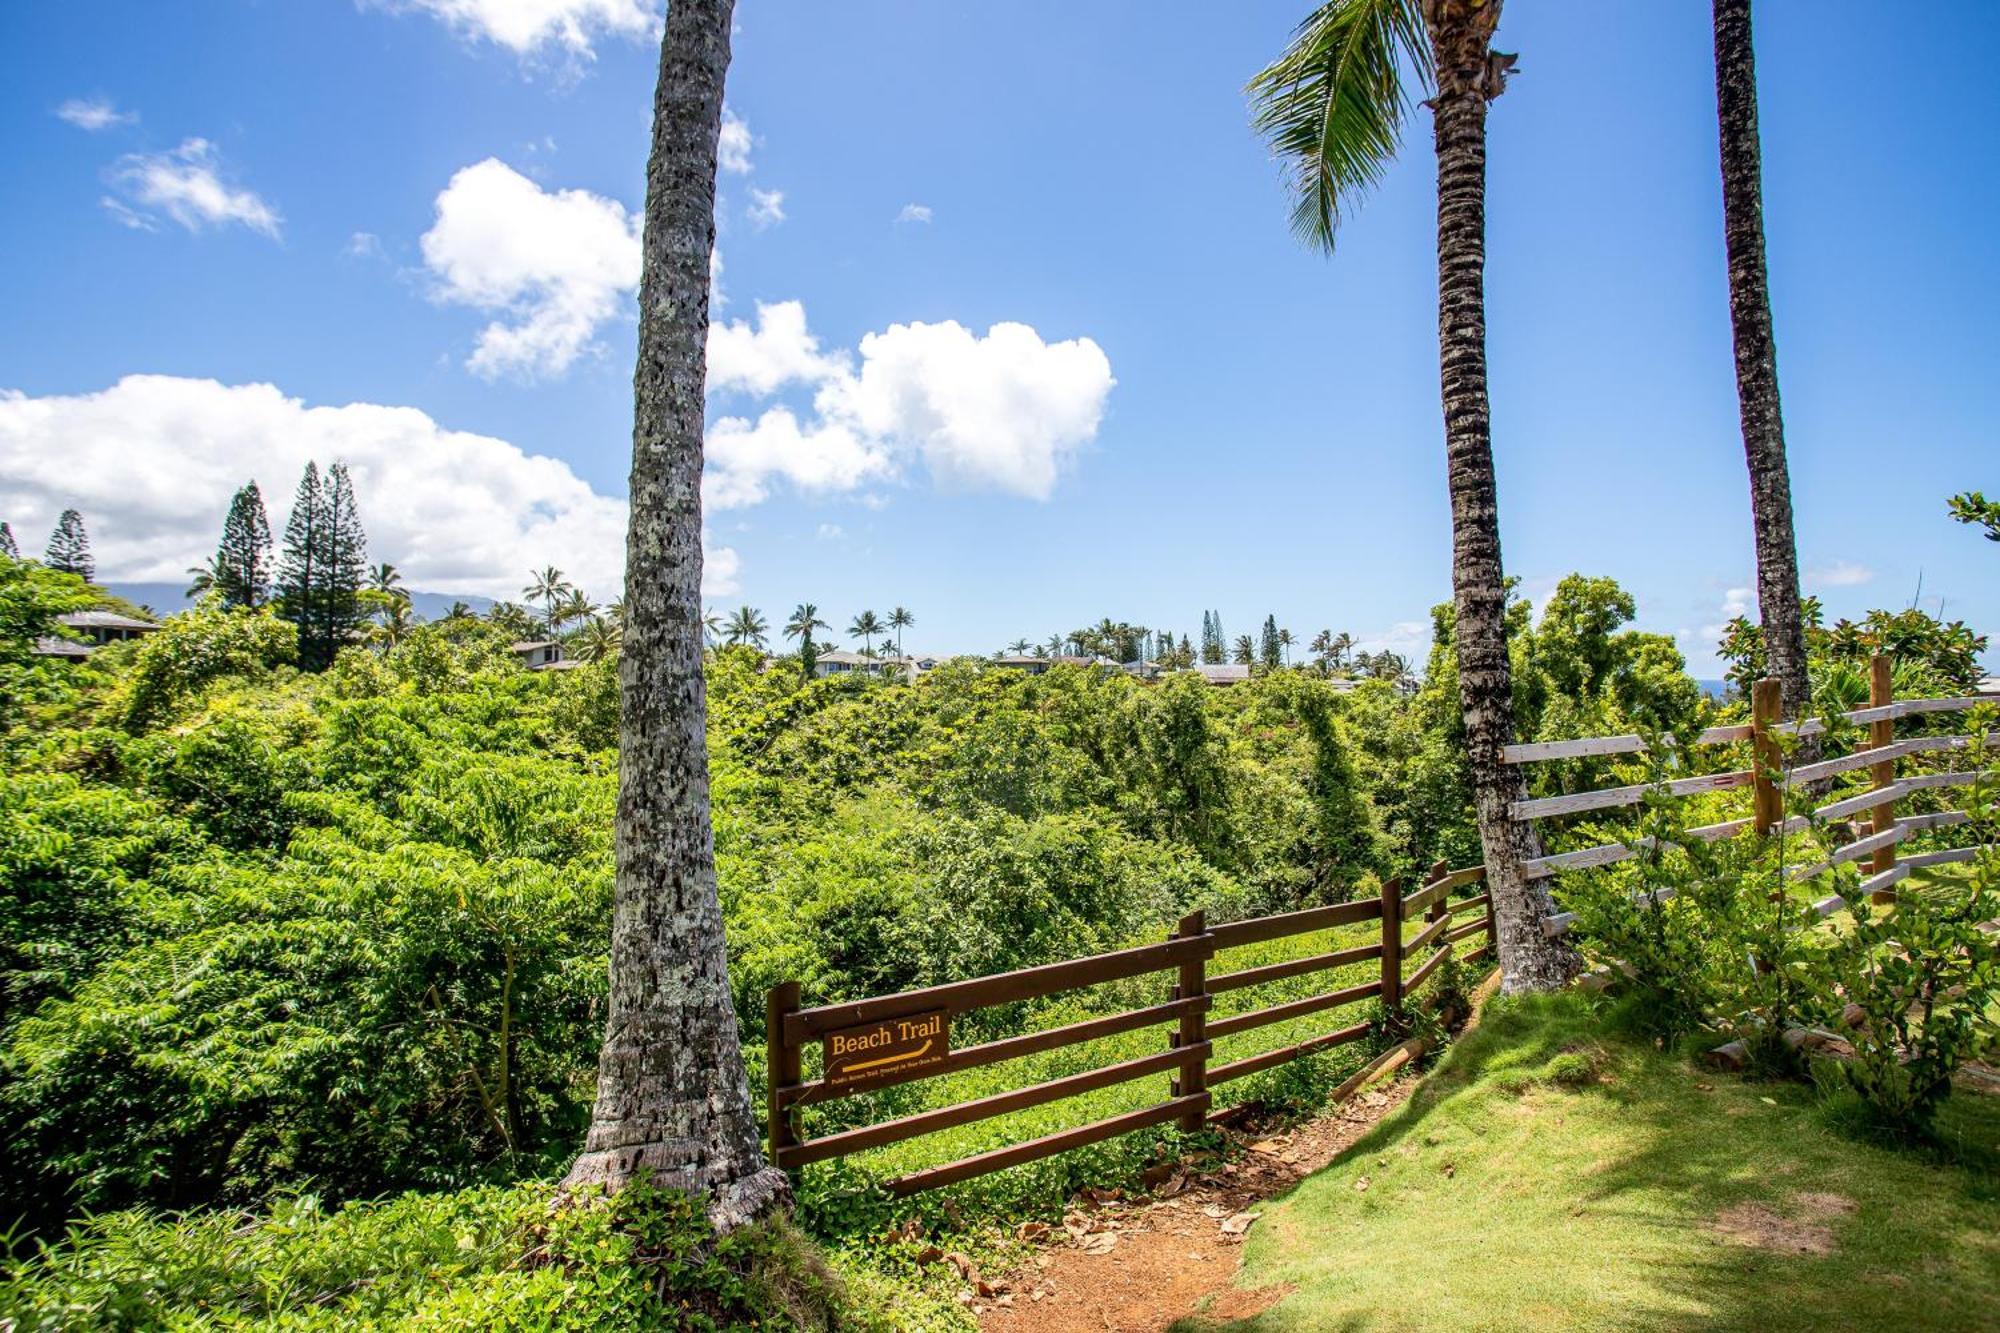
[
  {"xmin": 1354, "ymin": 1176, "xmax": 1372, "ymax": 1192},
  {"xmin": 1220, "ymin": 1212, "xmax": 1261, "ymax": 1235}
]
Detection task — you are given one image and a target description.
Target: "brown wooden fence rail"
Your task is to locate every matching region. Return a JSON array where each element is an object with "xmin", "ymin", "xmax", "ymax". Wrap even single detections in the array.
[{"xmin": 765, "ymin": 864, "xmax": 1493, "ymax": 1196}]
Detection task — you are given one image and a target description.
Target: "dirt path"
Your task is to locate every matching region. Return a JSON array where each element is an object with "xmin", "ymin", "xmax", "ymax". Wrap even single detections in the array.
[
  {"xmin": 966, "ymin": 1072, "xmax": 1420, "ymax": 1332},
  {"xmin": 967, "ymin": 975, "xmax": 1502, "ymax": 1332}
]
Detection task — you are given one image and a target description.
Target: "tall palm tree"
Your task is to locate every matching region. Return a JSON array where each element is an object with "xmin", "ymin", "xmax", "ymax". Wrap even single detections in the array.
[
  {"xmin": 524, "ymin": 566, "xmax": 571, "ymax": 637},
  {"xmin": 368, "ymin": 597, "xmax": 416, "ymax": 650},
  {"xmin": 444, "ymin": 600, "xmax": 474, "ymax": 622},
  {"xmin": 1277, "ymin": 627, "xmax": 1296, "ymax": 666},
  {"xmin": 1007, "ymin": 637, "xmax": 1034, "ymax": 655},
  {"xmin": 574, "ymin": 615, "xmax": 623, "ymax": 662},
  {"xmin": 369, "ymin": 562, "xmax": 403, "ymax": 596},
  {"xmin": 558, "ymin": 589, "xmax": 597, "ymax": 633},
  {"xmin": 887, "ymin": 605, "xmax": 914, "ymax": 656},
  {"xmin": 700, "ymin": 605, "xmax": 723, "ymax": 645},
  {"xmin": 563, "ymin": 0, "xmax": 784, "ymax": 1227},
  {"xmin": 849, "ymin": 609, "xmax": 884, "ymax": 656},
  {"xmin": 1251, "ymin": 0, "xmax": 1573, "ymax": 990},
  {"xmin": 724, "ymin": 605, "xmax": 767, "ymax": 648},
  {"xmin": 1712, "ymin": 0, "xmax": 1808, "ymax": 722},
  {"xmin": 785, "ymin": 602, "xmax": 829, "ymax": 676}
]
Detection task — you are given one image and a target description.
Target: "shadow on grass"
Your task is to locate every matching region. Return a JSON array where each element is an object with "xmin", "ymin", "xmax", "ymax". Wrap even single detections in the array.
[{"xmin": 1181, "ymin": 991, "xmax": 2000, "ymax": 1333}]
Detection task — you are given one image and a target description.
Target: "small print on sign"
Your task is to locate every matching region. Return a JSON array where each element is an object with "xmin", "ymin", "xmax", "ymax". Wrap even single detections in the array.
[{"xmin": 823, "ymin": 1010, "xmax": 949, "ymax": 1087}]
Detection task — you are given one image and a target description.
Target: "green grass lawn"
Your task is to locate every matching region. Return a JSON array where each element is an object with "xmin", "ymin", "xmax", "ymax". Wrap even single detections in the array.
[{"xmin": 1186, "ymin": 991, "xmax": 2000, "ymax": 1333}]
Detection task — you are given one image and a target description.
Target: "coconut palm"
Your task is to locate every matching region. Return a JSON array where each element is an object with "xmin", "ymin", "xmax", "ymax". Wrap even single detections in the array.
[
  {"xmin": 1711, "ymin": 0, "xmax": 1808, "ymax": 722},
  {"xmin": 700, "ymin": 605, "xmax": 723, "ymax": 645},
  {"xmin": 887, "ymin": 606, "xmax": 914, "ymax": 655},
  {"xmin": 562, "ymin": 0, "xmax": 781, "ymax": 1224},
  {"xmin": 555, "ymin": 589, "xmax": 596, "ymax": 634},
  {"xmin": 785, "ymin": 603, "xmax": 829, "ymax": 676},
  {"xmin": 1233, "ymin": 634, "xmax": 1256, "ymax": 665},
  {"xmin": 369, "ymin": 563, "xmax": 403, "ymax": 595},
  {"xmin": 849, "ymin": 609, "xmax": 884, "ymax": 657},
  {"xmin": 523, "ymin": 566, "xmax": 571, "ymax": 637},
  {"xmin": 1250, "ymin": 0, "xmax": 1571, "ymax": 990},
  {"xmin": 1278, "ymin": 627, "xmax": 1296, "ymax": 666},
  {"xmin": 724, "ymin": 605, "xmax": 767, "ymax": 648},
  {"xmin": 574, "ymin": 616, "xmax": 623, "ymax": 662},
  {"xmin": 185, "ymin": 556, "xmax": 221, "ymax": 600},
  {"xmin": 1007, "ymin": 637, "xmax": 1034, "ymax": 655},
  {"xmin": 368, "ymin": 597, "xmax": 417, "ymax": 650}
]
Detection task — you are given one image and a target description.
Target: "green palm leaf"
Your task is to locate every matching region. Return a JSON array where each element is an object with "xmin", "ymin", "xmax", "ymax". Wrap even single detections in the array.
[{"xmin": 1247, "ymin": 0, "xmax": 1430, "ymax": 252}]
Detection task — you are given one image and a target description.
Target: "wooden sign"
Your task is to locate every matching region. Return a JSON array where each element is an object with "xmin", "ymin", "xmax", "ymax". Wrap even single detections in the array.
[{"xmin": 823, "ymin": 1010, "xmax": 949, "ymax": 1088}]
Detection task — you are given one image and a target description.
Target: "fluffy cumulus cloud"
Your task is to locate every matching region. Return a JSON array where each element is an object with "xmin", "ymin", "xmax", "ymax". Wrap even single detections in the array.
[
  {"xmin": 0, "ymin": 374, "xmax": 739, "ymax": 599},
  {"xmin": 57, "ymin": 97, "xmax": 136, "ymax": 131},
  {"xmin": 107, "ymin": 139, "xmax": 280, "ymax": 238},
  {"xmin": 421, "ymin": 159, "xmax": 641, "ymax": 379},
  {"xmin": 701, "ymin": 301, "xmax": 1115, "ymax": 510},
  {"xmin": 896, "ymin": 203, "xmax": 933, "ymax": 225},
  {"xmin": 384, "ymin": 0, "xmax": 654, "ymax": 57},
  {"xmin": 1700, "ymin": 586, "xmax": 1755, "ymax": 641}
]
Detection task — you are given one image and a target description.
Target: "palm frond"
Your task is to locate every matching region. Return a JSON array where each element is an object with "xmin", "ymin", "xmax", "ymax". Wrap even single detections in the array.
[{"xmin": 1247, "ymin": 0, "xmax": 1429, "ymax": 252}]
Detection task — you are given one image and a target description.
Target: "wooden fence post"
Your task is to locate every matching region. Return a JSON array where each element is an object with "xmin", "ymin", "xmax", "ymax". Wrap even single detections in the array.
[
  {"xmin": 766, "ymin": 981, "xmax": 802, "ymax": 1171},
  {"xmin": 1380, "ymin": 876, "xmax": 1404, "ymax": 1021},
  {"xmin": 1172, "ymin": 910, "xmax": 1207, "ymax": 1132},
  {"xmin": 1751, "ymin": 678, "xmax": 1785, "ymax": 836},
  {"xmin": 1867, "ymin": 653, "xmax": 1899, "ymax": 899}
]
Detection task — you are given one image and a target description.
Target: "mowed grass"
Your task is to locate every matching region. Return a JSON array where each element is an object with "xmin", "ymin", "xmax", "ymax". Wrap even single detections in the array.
[{"xmin": 1188, "ymin": 991, "xmax": 2000, "ymax": 1333}]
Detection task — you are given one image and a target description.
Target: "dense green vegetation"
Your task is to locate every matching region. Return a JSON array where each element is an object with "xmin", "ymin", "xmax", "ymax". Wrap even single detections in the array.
[
  {"xmin": 1190, "ymin": 991, "xmax": 2000, "ymax": 1333},
  {"xmin": 3, "ymin": 552, "xmax": 1993, "ymax": 1327}
]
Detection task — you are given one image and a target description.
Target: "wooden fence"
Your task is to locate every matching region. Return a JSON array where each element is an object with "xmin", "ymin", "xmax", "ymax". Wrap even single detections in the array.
[
  {"xmin": 1497, "ymin": 660, "xmax": 1997, "ymax": 936},
  {"xmin": 765, "ymin": 864, "xmax": 1491, "ymax": 1195},
  {"xmin": 761, "ymin": 660, "xmax": 1994, "ymax": 1196}
]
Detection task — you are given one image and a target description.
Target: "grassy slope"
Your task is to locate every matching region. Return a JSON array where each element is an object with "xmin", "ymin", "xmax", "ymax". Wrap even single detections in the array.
[{"xmin": 1191, "ymin": 992, "xmax": 2000, "ymax": 1333}]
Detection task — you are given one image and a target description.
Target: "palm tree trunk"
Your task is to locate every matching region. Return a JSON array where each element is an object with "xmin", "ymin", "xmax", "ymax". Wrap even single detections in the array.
[
  {"xmin": 1713, "ymin": 0, "xmax": 1809, "ymax": 722},
  {"xmin": 563, "ymin": 0, "xmax": 786, "ymax": 1231},
  {"xmin": 1426, "ymin": 0, "xmax": 1576, "ymax": 993}
]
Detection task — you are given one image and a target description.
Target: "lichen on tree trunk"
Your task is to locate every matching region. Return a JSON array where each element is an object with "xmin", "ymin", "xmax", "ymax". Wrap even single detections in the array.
[
  {"xmin": 1712, "ymin": 0, "xmax": 1810, "ymax": 724},
  {"xmin": 563, "ymin": 0, "xmax": 787, "ymax": 1232},
  {"xmin": 1425, "ymin": 0, "xmax": 1577, "ymax": 993}
]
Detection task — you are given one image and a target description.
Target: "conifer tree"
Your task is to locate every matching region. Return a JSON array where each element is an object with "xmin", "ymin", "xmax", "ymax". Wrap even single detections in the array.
[
  {"xmin": 214, "ymin": 482, "xmax": 273, "ymax": 608},
  {"xmin": 44, "ymin": 509, "xmax": 93, "ymax": 580},
  {"xmin": 0, "ymin": 522, "xmax": 16, "ymax": 559},
  {"xmin": 1260, "ymin": 614, "xmax": 1282, "ymax": 669},
  {"xmin": 1202, "ymin": 610, "xmax": 1226, "ymax": 665},
  {"xmin": 321, "ymin": 463, "xmax": 369, "ymax": 659},
  {"xmin": 277, "ymin": 464, "xmax": 324, "ymax": 665}
]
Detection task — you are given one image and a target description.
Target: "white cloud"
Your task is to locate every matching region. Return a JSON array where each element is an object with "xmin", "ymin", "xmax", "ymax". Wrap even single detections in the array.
[
  {"xmin": 1809, "ymin": 560, "xmax": 1874, "ymax": 588},
  {"xmin": 382, "ymin": 0, "xmax": 654, "ymax": 57},
  {"xmin": 346, "ymin": 231, "xmax": 387, "ymax": 260},
  {"xmin": 0, "ymin": 374, "xmax": 738, "ymax": 600},
  {"xmin": 707, "ymin": 300, "xmax": 847, "ymax": 396},
  {"xmin": 57, "ymin": 98, "xmax": 136, "ymax": 131},
  {"xmin": 1354, "ymin": 621, "xmax": 1431, "ymax": 657},
  {"xmin": 746, "ymin": 187, "xmax": 786, "ymax": 230},
  {"xmin": 896, "ymin": 203, "xmax": 933, "ymax": 225},
  {"xmin": 107, "ymin": 139, "xmax": 281, "ymax": 239},
  {"xmin": 420, "ymin": 158, "xmax": 640, "ymax": 379},
  {"xmin": 1700, "ymin": 586, "xmax": 1755, "ymax": 641},
  {"xmin": 701, "ymin": 303, "xmax": 1115, "ymax": 509},
  {"xmin": 816, "ymin": 523, "xmax": 844, "ymax": 540},
  {"xmin": 717, "ymin": 108, "xmax": 753, "ymax": 174},
  {"xmin": 100, "ymin": 196, "xmax": 155, "ymax": 231},
  {"xmin": 704, "ymin": 409, "xmax": 892, "ymax": 511}
]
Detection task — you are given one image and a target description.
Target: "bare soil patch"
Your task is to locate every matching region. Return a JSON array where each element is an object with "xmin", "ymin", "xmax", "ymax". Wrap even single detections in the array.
[
  {"xmin": 970, "ymin": 1075, "xmax": 1419, "ymax": 1333},
  {"xmin": 1705, "ymin": 1191, "xmax": 1856, "ymax": 1257}
]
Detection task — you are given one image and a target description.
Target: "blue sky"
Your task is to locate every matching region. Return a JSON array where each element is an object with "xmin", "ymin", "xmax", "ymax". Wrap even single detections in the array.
[{"xmin": 1, "ymin": 1, "xmax": 1993, "ymax": 674}]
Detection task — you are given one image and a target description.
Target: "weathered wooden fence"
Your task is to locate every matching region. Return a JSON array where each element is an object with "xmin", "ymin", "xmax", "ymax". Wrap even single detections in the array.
[
  {"xmin": 1497, "ymin": 660, "xmax": 1996, "ymax": 936},
  {"xmin": 765, "ymin": 864, "xmax": 1491, "ymax": 1195}
]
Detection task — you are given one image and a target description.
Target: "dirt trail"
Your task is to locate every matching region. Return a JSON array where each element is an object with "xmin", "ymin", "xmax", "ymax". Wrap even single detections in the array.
[{"xmin": 964, "ymin": 1072, "xmax": 1419, "ymax": 1332}]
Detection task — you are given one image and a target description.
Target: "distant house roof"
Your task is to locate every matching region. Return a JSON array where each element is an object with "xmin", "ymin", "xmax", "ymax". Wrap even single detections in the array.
[
  {"xmin": 538, "ymin": 657, "xmax": 590, "ymax": 670},
  {"xmin": 58, "ymin": 610, "xmax": 158, "ymax": 632},
  {"xmin": 815, "ymin": 650, "xmax": 878, "ymax": 665},
  {"xmin": 32, "ymin": 636, "xmax": 92, "ymax": 658},
  {"xmin": 991, "ymin": 654, "xmax": 1045, "ymax": 667},
  {"xmin": 1191, "ymin": 664, "xmax": 1252, "ymax": 685},
  {"xmin": 509, "ymin": 640, "xmax": 558, "ymax": 653}
]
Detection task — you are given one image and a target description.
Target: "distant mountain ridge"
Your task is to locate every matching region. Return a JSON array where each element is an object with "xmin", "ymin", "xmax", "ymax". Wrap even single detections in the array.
[{"xmin": 105, "ymin": 583, "xmax": 498, "ymax": 623}]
